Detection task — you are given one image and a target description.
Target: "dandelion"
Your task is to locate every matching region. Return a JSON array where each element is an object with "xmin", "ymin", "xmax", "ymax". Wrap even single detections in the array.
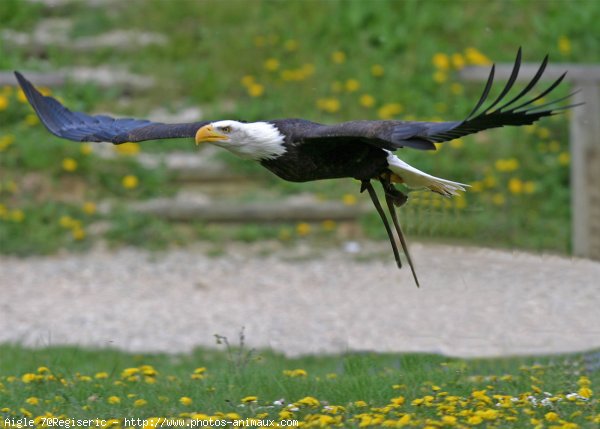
[
  {"xmin": 133, "ymin": 399, "xmax": 147, "ymax": 407},
  {"xmin": 316, "ymin": 97, "xmax": 340, "ymax": 113},
  {"xmin": 342, "ymin": 193, "xmax": 357, "ymax": 205},
  {"xmin": 0, "ymin": 135, "xmax": 15, "ymax": 151},
  {"xmin": 371, "ymin": 64, "xmax": 385, "ymax": 77},
  {"xmin": 296, "ymin": 396, "xmax": 320, "ymax": 407},
  {"xmin": 284, "ymin": 39, "xmax": 298, "ymax": 51},
  {"xmin": 283, "ymin": 369, "xmax": 308, "ymax": 377},
  {"xmin": 491, "ymin": 193, "xmax": 505, "ymax": 206},
  {"xmin": 72, "ymin": 227, "xmax": 86, "ymax": 240},
  {"xmin": 465, "ymin": 47, "xmax": 491, "ymax": 65},
  {"xmin": 114, "ymin": 142, "xmax": 140, "ymax": 156},
  {"xmin": 21, "ymin": 373, "xmax": 39, "ymax": 383},
  {"xmin": 10, "ymin": 209, "xmax": 24, "ymax": 223},
  {"xmin": 451, "ymin": 53, "xmax": 466, "ymax": 69},
  {"xmin": 94, "ymin": 372, "xmax": 108, "ymax": 379},
  {"xmin": 321, "ymin": 219, "xmax": 336, "ymax": 232},
  {"xmin": 264, "ymin": 58, "xmax": 280, "ymax": 72},
  {"xmin": 331, "ymin": 51, "xmax": 346, "ymax": 64},
  {"xmin": 25, "ymin": 397, "xmax": 39, "ymax": 405},
  {"xmin": 433, "ymin": 70, "xmax": 447, "ymax": 84},
  {"xmin": 247, "ymin": 83, "xmax": 264, "ymax": 97},
  {"xmin": 495, "ymin": 158, "xmax": 519, "ymax": 172},
  {"xmin": 25, "ymin": 114, "xmax": 39, "ymax": 126},
  {"xmin": 296, "ymin": 222, "xmax": 311, "ymax": 236},
  {"xmin": 241, "ymin": 396, "xmax": 258, "ymax": 403},
  {"xmin": 432, "ymin": 52, "xmax": 450, "ymax": 70},
  {"xmin": 450, "ymin": 83, "xmax": 464, "ymax": 95},
  {"xmin": 377, "ymin": 102, "xmax": 403, "ymax": 120},
  {"xmin": 359, "ymin": 94, "xmax": 375, "ymax": 108},
  {"xmin": 0, "ymin": 95, "xmax": 8, "ymax": 111},
  {"xmin": 180, "ymin": 396, "xmax": 193, "ymax": 406},
  {"xmin": 558, "ymin": 36, "xmax": 571, "ymax": 56},
  {"xmin": 508, "ymin": 178, "xmax": 523, "ymax": 194},
  {"xmin": 241, "ymin": 75, "xmax": 255, "ymax": 87},
  {"xmin": 345, "ymin": 79, "xmax": 360, "ymax": 92},
  {"xmin": 62, "ymin": 158, "xmax": 78, "ymax": 172},
  {"xmin": 558, "ymin": 152, "xmax": 570, "ymax": 166},
  {"xmin": 80, "ymin": 143, "xmax": 93, "ymax": 155},
  {"xmin": 82, "ymin": 201, "xmax": 97, "ymax": 215},
  {"xmin": 122, "ymin": 175, "xmax": 139, "ymax": 189}
]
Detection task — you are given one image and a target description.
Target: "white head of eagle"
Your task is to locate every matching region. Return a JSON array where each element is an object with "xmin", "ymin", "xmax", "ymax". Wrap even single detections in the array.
[{"xmin": 195, "ymin": 120, "xmax": 286, "ymax": 161}]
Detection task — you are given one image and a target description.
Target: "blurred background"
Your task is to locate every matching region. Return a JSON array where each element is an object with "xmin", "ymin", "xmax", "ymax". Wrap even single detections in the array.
[{"xmin": 1, "ymin": 0, "xmax": 599, "ymax": 257}]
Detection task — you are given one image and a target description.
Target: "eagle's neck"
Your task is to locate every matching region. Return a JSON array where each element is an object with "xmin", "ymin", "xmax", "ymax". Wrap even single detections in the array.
[{"xmin": 231, "ymin": 122, "xmax": 286, "ymax": 161}]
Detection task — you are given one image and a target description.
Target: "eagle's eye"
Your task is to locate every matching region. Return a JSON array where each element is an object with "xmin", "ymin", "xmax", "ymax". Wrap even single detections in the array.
[{"xmin": 220, "ymin": 126, "xmax": 232, "ymax": 133}]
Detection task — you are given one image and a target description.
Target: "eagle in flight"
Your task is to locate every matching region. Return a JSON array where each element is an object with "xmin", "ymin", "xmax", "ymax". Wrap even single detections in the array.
[{"xmin": 15, "ymin": 48, "xmax": 575, "ymax": 287}]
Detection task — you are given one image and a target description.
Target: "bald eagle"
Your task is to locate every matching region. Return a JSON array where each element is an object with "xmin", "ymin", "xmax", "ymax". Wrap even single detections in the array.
[{"xmin": 15, "ymin": 49, "xmax": 575, "ymax": 287}]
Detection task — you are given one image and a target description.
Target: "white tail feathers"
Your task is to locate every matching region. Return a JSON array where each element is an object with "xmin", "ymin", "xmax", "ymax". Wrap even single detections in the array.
[{"xmin": 386, "ymin": 152, "xmax": 468, "ymax": 197}]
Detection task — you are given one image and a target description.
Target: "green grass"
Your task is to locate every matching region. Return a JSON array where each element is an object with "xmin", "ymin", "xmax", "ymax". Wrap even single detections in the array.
[
  {"xmin": 0, "ymin": 343, "xmax": 598, "ymax": 426},
  {"xmin": 1, "ymin": 0, "xmax": 599, "ymax": 255}
]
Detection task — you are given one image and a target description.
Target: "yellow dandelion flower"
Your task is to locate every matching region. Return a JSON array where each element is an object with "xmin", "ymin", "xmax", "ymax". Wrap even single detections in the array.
[
  {"xmin": 94, "ymin": 372, "xmax": 108, "ymax": 379},
  {"xmin": 377, "ymin": 102, "xmax": 403, "ymax": 120},
  {"xmin": 72, "ymin": 227, "xmax": 86, "ymax": 241},
  {"xmin": 371, "ymin": 64, "xmax": 385, "ymax": 77},
  {"xmin": 491, "ymin": 193, "xmax": 505, "ymax": 206},
  {"xmin": 80, "ymin": 143, "xmax": 93, "ymax": 155},
  {"xmin": 62, "ymin": 158, "xmax": 78, "ymax": 172},
  {"xmin": 432, "ymin": 52, "xmax": 450, "ymax": 70},
  {"xmin": 122, "ymin": 175, "xmax": 139, "ymax": 189},
  {"xmin": 390, "ymin": 396, "xmax": 405, "ymax": 406},
  {"xmin": 558, "ymin": 152, "xmax": 570, "ymax": 166},
  {"xmin": 331, "ymin": 51, "xmax": 346, "ymax": 64},
  {"xmin": 17, "ymin": 88, "xmax": 28, "ymax": 103},
  {"xmin": 264, "ymin": 58, "xmax": 280, "ymax": 72},
  {"xmin": 523, "ymin": 181, "xmax": 536, "ymax": 194},
  {"xmin": 114, "ymin": 142, "xmax": 140, "ymax": 156},
  {"xmin": 59, "ymin": 215, "xmax": 75, "ymax": 228},
  {"xmin": 241, "ymin": 396, "xmax": 258, "ymax": 403},
  {"xmin": 0, "ymin": 135, "xmax": 15, "ymax": 151},
  {"xmin": 296, "ymin": 222, "xmax": 311, "ymax": 236},
  {"xmin": 450, "ymin": 139, "xmax": 463, "ymax": 149},
  {"xmin": 359, "ymin": 94, "xmax": 375, "ymax": 108},
  {"xmin": 545, "ymin": 411, "xmax": 560, "ymax": 422},
  {"xmin": 37, "ymin": 366, "xmax": 50, "ymax": 373},
  {"xmin": 247, "ymin": 83, "xmax": 264, "ymax": 97},
  {"xmin": 558, "ymin": 36, "xmax": 571, "ymax": 55},
  {"xmin": 450, "ymin": 83, "xmax": 464, "ymax": 95},
  {"xmin": 25, "ymin": 114, "xmax": 39, "ymax": 126},
  {"xmin": 316, "ymin": 97, "xmax": 340, "ymax": 113},
  {"xmin": 433, "ymin": 70, "xmax": 447, "ymax": 84},
  {"xmin": 345, "ymin": 78, "xmax": 360, "ymax": 92},
  {"xmin": 121, "ymin": 367, "xmax": 139, "ymax": 378},
  {"xmin": 10, "ymin": 209, "xmax": 24, "ymax": 223},
  {"xmin": 296, "ymin": 396, "xmax": 320, "ymax": 407},
  {"xmin": 465, "ymin": 47, "xmax": 491, "ymax": 65},
  {"xmin": 322, "ymin": 219, "xmax": 336, "ymax": 231},
  {"xmin": 451, "ymin": 53, "xmax": 466, "ymax": 69},
  {"xmin": 133, "ymin": 399, "xmax": 147, "ymax": 407},
  {"xmin": 342, "ymin": 193, "xmax": 357, "ymax": 205},
  {"xmin": 508, "ymin": 178, "xmax": 523, "ymax": 195},
  {"xmin": 82, "ymin": 201, "xmax": 97, "ymax": 215},
  {"xmin": 284, "ymin": 39, "xmax": 298, "ymax": 51},
  {"xmin": 241, "ymin": 75, "xmax": 255, "ymax": 87},
  {"xmin": 21, "ymin": 373, "xmax": 38, "ymax": 383},
  {"xmin": 467, "ymin": 415, "xmax": 483, "ymax": 425},
  {"xmin": 536, "ymin": 127, "xmax": 551, "ymax": 140},
  {"xmin": 283, "ymin": 368, "xmax": 308, "ymax": 377},
  {"xmin": 25, "ymin": 397, "xmax": 39, "ymax": 405},
  {"xmin": 0, "ymin": 95, "xmax": 8, "ymax": 111},
  {"xmin": 442, "ymin": 415, "xmax": 457, "ymax": 425},
  {"xmin": 180, "ymin": 396, "xmax": 193, "ymax": 406},
  {"xmin": 578, "ymin": 387, "xmax": 592, "ymax": 398}
]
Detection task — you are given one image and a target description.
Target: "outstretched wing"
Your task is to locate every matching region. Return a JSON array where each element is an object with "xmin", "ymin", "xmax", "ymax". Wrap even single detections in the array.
[
  {"xmin": 290, "ymin": 48, "xmax": 576, "ymax": 151},
  {"xmin": 14, "ymin": 71, "xmax": 209, "ymax": 144}
]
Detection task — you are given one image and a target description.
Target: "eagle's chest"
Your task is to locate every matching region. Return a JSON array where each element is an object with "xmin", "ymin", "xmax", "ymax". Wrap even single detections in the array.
[{"xmin": 260, "ymin": 140, "xmax": 389, "ymax": 183}]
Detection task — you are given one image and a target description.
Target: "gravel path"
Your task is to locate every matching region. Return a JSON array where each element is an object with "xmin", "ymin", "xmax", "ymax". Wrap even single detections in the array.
[{"xmin": 1, "ymin": 242, "xmax": 599, "ymax": 357}]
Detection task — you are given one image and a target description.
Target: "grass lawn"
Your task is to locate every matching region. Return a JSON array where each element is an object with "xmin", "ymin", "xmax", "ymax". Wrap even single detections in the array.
[
  {"xmin": 2, "ymin": 0, "xmax": 600, "ymax": 255},
  {"xmin": 0, "ymin": 343, "xmax": 598, "ymax": 427}
]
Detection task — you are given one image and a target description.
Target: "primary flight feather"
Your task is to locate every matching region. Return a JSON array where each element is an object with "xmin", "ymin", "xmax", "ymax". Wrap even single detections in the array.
[{"xmin": 15, "ymin": 48, "xmax": 575, "ymax": 287}]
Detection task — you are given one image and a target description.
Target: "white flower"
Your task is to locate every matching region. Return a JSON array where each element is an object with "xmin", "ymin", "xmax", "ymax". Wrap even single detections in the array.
[
  {"xmin": 541, "ymin": 398, "xmax": 552, "ymax": 407},
  {"xmin": 273, "ymin": 399, "xmax": 285, "ymax": 406}
]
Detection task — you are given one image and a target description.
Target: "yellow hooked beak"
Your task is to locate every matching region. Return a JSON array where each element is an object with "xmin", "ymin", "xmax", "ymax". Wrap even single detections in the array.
[{"xmin": 195, "ymin": 125, "xmax": 228, "ymax": 145}]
